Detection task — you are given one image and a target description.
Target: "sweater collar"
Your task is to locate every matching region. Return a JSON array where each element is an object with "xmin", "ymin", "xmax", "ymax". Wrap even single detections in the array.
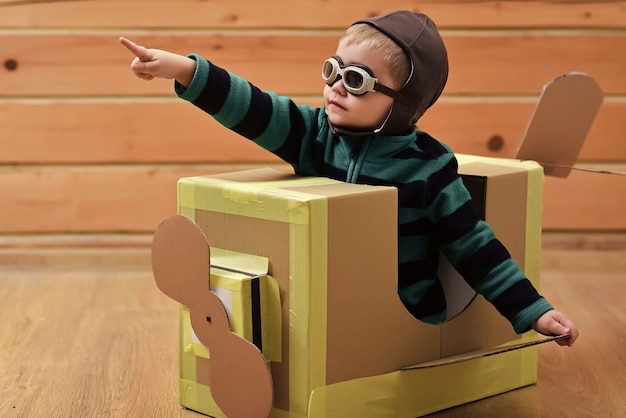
[{"xmin": 336, "ymin": 129, "xmax": 417, "ymax": 160}]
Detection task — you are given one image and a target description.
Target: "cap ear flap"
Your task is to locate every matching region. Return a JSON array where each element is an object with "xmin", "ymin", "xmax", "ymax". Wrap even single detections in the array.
[
  {"xmin": 410, "ymin": 108, "xmax": 421, "ymax": 126},
  {"xmin": 151, "ymin": 214, "xmax": 211, "ymax": 306}
]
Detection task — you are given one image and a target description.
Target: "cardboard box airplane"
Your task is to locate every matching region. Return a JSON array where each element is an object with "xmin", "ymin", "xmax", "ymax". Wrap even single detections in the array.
[{"xmin": 150, "ymin": 72, "xmax": 602, "ymax": 418}]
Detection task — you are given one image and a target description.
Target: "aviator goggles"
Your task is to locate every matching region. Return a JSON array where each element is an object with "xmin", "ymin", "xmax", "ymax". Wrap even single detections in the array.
[{"xmin": 322, "ymin": 56, "xmax": 418, "ymax": 108}]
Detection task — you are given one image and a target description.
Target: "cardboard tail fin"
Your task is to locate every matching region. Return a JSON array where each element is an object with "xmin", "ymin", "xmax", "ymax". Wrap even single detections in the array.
[{"xmin": 515, "ymin": 72, "xmax": 603, "ymax": 178}]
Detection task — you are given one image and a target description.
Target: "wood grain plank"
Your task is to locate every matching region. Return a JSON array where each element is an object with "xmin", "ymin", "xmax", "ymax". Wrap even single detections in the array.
[
  {"xmin": 0, "ymin": 164, "xmax": 291, "ymax": 233},
  {"xmin": 2, "ymin": 33, "xmax": 625, "ymax": 96},
  {"xmin": 415, "ymin": 100, "xmax": 625, "ymax": 161},
  {"xmin": 443, "ymin": 33, "xmax": 626, "ymax": 95},
  {"xmin": 1, "ymin": 0, "xmax": 626, "ymax": 29},
  {"xmin": 543, "ymin": 167, "xmax": 626, "ymax": 230},
  {"xmin": 0, "ymin": 164, "xmax": 624, "ymax": 233},
  {"xmin": 1, "ymin": 99, "xmax": 624, "ymax": 163},
  {"xmin": 0, "ymin": 100, "xmax": 284, "ymax": 163}
]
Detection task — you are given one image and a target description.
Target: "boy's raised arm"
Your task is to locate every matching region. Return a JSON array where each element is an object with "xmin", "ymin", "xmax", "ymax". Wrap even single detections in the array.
[{"xmin": 119, "ymin": 37, "xmax": 197, "ymax": 87}]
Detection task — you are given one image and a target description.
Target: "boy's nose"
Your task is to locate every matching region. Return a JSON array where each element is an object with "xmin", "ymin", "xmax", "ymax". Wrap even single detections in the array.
[{"xmin": 330, "ymin": 77, "xmax": 347, "ymax": 95}]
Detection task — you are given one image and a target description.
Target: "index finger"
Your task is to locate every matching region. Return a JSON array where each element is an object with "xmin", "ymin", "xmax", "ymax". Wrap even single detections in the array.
[{"xmin": 119, "ymin": 37, "xmax": 151, "ymax": 61}]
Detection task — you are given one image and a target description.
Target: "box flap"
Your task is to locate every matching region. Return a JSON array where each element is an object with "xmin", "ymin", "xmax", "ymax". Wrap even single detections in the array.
[{"xmin": 211, "ymin": 247, "xmax": 269, "ymax": 276}]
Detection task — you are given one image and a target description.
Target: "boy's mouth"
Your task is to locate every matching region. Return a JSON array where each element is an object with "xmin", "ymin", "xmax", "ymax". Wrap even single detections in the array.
[{"xmin": 328, "ymin": 99, "xmax": 346, "ymax": 110}]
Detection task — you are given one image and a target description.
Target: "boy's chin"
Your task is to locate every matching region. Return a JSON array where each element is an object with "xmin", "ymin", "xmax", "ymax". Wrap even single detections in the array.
[
  {"xmin": 329, "ymin": 121, "xmax": 380, "ymax": 136},
  {"xmin": 325, "ymin": 109, "xmax": 384, "ymax": 134},
  {"xmin": 327, "ymin": 114, "xmax": 367, "ymax": 131}
]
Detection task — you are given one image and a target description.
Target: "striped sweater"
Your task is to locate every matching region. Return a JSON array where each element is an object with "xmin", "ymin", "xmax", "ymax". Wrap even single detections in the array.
[{"xmin": 175, "ymin": 55, "xmax": 553, "ymax": 334}]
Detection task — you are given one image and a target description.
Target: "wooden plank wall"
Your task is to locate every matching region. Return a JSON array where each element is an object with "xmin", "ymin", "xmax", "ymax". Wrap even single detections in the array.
[{"xmin": 1, "ymin": 0, "xmax": 625, "ymax": 240}]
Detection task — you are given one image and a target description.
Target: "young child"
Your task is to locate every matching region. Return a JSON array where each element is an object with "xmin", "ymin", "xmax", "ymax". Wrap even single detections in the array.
[{"xmin": 120, "ymin": 10, "xmax": 578, "ymax": 346}]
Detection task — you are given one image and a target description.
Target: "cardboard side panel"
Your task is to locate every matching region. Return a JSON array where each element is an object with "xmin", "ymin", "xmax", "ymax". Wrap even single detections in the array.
[
  {"xmin": 308, "ymin": 343, "xmax": 539, "ymax": 418},
  {"xmin": 323, "ymin": 190, "xmax": 441, "ymax": 384},
  {"xmin": 456, "ymin": 155, "xmax": 545, "ymax": 289},
  {"xmin": 438, "ymin": 156, "xmax": 544, "ymax": 360},
  {"xmin": 443, "ymin": 163, "xmax": 531, "ymax": 355}
]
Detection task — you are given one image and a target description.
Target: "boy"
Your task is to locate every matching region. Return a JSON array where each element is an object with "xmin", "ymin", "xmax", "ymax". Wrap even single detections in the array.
[{"xmin": 120, "ymin": 10, "xmax": 578, "ymax": 346}]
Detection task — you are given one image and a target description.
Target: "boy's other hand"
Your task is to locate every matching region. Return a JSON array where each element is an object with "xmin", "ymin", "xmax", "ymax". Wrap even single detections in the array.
[
  {"xmin": 119, "ymin": 37, "xmax": 196, "ymax": 87},
  {"xmin": 532, "ymin": 310, "xmax": 579, "ymax": 347}
]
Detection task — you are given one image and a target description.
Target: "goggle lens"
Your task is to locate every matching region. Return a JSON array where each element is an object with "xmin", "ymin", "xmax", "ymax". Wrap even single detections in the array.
[
  {"xmin": 343, "ymin": 70, "xmax": 364, "ymax": 90},
  {"xmin": 322, "ymin": 57, "xmax": 371, "ymax": 95},
  {"xmin": 322, "ymin": 60, "xmax": 335, "ymax": 81}
]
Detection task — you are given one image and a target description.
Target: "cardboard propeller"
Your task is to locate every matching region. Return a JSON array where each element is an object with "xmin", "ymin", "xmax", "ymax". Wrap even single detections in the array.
[{"xmin": 151, "ymin": 214, "xmax": 273, "ymax": 418}]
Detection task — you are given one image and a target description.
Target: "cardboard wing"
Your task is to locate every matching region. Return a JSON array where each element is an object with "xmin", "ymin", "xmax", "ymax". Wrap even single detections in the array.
[{"xmin": 404, "ymin": 334, "xmax": 570, "ymax": 369}]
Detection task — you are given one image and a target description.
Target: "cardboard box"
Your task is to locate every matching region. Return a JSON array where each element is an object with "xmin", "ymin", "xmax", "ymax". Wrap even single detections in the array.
[{"xmin": 164, "ymin": 154, "xmax": 544, "ymax": 417}]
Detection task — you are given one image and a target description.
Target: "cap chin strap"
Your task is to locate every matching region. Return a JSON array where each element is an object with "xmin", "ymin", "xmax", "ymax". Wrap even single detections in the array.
[{"xmin": 327, "ymin": 107, "xmax": 394, "ymax": 137}]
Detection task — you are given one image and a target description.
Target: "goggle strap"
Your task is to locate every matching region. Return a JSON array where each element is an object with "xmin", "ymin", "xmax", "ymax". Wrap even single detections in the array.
[{"xmin": 374, "ymin": 83, "xmax": 423, "ymax": 112}]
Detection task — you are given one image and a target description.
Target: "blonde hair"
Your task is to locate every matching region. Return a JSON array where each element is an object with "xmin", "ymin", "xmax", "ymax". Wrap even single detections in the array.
[{"xmin": 341, "ymin": 23, "xmax": 411, "ymax": 89}]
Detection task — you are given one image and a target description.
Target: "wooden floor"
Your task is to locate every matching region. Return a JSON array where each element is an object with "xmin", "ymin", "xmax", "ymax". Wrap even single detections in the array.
[{"xmin": 1, "ymin": 234, "xmax": 625, "ymax": 418}]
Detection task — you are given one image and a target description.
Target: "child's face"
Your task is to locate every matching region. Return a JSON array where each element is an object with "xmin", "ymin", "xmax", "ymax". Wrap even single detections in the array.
[{"xmin": 323, "ymin": 38, "xmax": 396, "ymax": 132}]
